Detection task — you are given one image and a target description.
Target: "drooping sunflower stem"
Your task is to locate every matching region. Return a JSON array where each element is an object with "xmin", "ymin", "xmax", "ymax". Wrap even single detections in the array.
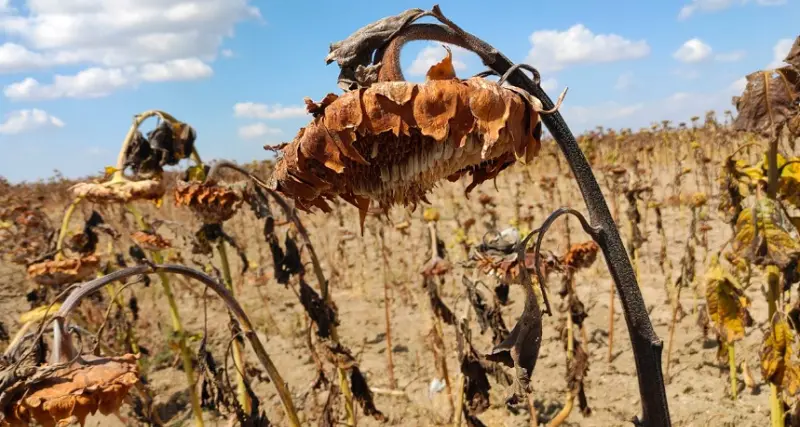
[
  {"xmin": 49, "ymin": 262, "xmax": 301, "ymax": 427},
  {"xmin": 111, "ymin": 110, "xmax": 179, "ymax": 183}
]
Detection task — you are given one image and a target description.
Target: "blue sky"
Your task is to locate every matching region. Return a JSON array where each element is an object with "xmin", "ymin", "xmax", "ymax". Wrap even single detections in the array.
[{"xmin": 0, "ymin": 0, "xmax": 797, "ymax": 183}]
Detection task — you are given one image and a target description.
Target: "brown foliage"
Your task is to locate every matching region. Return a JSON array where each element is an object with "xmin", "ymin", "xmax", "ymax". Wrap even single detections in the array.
[
  {"xmin": 2, "ymin": 354, "xmax": 140, "ymax": 427},
  {"xmin": 733, "ymin": 36, "xmax": 800, "ymax": 136}
]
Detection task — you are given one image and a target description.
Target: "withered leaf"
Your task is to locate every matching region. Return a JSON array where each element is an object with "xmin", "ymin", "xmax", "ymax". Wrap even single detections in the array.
[
  {"xmin": 733, "ymin": 198, "xmax": 800, "ymax": 268},
  {"xmin": 760, "ymin": 316, "xmax": 800, "ymax": 395},
  {"xmin": 349, "ymin": 367, "xmax": 385, "ymax": 421},
  {"xmin": 423, "ymin": 276, "xmax": 455, "ymax": 325},
  {"xmin": 704, "ymin": 257, "xmax": 752, "ymax": 343},
  {"xmin": 299, "ymin": 280, "xmax": 338, "ymax": 339},
  {"xmin": 732, "ymin": 66, "xmax": 799, "ymax": 136}
]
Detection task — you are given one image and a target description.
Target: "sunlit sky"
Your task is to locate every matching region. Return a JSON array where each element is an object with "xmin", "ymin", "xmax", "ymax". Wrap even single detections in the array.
[{"xmin": 0, "ymin": 0, "xmax": 797, "ymax": 182}]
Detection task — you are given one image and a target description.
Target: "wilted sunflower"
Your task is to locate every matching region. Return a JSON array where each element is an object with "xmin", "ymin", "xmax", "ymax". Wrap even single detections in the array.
[
  {"xmin": 174, "ymin": 180, "xmax": 244, "ymax": 224},
  {"xmin": 2, "ymin": 354, "xmax": 140, "ymax": 427},
  {"xmin": 269, "ymin": 49, "xmax": 543, "ymax": 226},
  {"xmin": 27, "ymin": 255, "xmax": 100, "ymax": 287},
  {"xmin": 70, "ymin": 179, "xmax": 166, "ymax": 204}
]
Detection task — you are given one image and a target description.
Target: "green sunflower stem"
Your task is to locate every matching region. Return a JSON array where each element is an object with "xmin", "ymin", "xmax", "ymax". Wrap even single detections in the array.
[
  {"xmin": 128, "ymin": 205, "xmax": 204, "ymax": 427},
  {"xmin": 728, "ymin": 343, "xmax": 737, "ymax": 401},
  {"xmin": 216, "ymin": 239, "xmax": 252, "ymax": 414},
  {"xmin": 54, "ymin": 196, "xmax": 84, "ymax": 260}
]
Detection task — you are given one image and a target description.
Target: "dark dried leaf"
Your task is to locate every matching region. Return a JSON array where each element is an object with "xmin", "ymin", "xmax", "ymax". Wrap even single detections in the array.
[
  {"xmin": 424, "ymin": 276, "xmax": 455, "ymax": 325},
  {"xmin": 349, "ymin": 367, "xmax": 385, "ymax": 421},
  {"xmin": 299, "ymin": 280, "xmax": 339, "ymax": 339}
]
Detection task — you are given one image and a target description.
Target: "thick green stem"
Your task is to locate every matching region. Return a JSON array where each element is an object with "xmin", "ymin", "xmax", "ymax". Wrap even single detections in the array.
[
  {"xmin": 766, "ymin": 131, "xmax": 783, "ymax": 426},
  {"xmin": 216, "ymin": 240, "xmax": 252, "ymax": 413},
  {"xmin": 55, "ymin": 197, "xmax": 84, "ymax": 260},
  {"xmin": 129, "ymin": 206, "xmax": 204, "ymax": 427},
  {"xmin": 728, "ymin": 344, "xmax": 737, "ymax": 400}
]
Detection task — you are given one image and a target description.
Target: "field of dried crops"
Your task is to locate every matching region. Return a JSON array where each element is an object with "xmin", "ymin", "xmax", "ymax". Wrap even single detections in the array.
[{"xmin": 0, "ymin": 9, "xmax": 798, "ymax": 427}]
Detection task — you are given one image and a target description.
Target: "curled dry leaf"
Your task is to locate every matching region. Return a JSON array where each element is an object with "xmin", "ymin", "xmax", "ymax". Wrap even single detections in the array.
[
  {"xmin": 2, "ymin": 354, "xmax": 140, "ymax": 427},
  {"xmin": 70, "ymin": 180, "xmax": 166, "ymax": 204},
  {"xmin": 130, "ymin": 230, "xmax": 171, "ymax": 251},
  {"xmin": 704, "ymin": 257, "xmax": 752, "ymax": 343},
  {"xmin": 174, "ymin": 181, "xmax": 244, "ymax": 224},
  {"xmin": 269, "ymin": 50, "xmax": 542, "ymax": 225},
  {"xmin": 760, "ymin": 316, "xmax": 800, "ymax": 395},
  {"xmin": 733, "ymin": 198, "xmax": 800, "ymax": 268},
  {"xmin": 27, "ymin": 255, "xmax": 100, "ymax": 287}
]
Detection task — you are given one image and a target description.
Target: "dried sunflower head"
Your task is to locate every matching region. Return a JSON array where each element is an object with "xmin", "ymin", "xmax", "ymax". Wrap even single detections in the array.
[
  {"xmin": 130, "ymin": 230, "xmax": 171, "ymax": 251},
  {"xmin": 174, "ymin": 181, "xmax": 244, "ymax": 224},
  {"xmin": 3, "ymin": 354, "xmax": 140, "ymax": 427},
  {"xmin": 563, "ymin": 241, "xmax": 600, "ymax": 271},
  {"xmin": 268, "ymin": 50, "xmax": 542, "ymax": 224},
  {"xmin": 70, "ymin": 179, "xmax": 166, "ymax": 204},
  {"xmin": 27, "ymin": 255, "xmax": 100, "ymax": 287}
]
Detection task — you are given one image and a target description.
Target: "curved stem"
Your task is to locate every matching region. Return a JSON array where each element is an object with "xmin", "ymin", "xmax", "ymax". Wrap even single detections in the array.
[
  {"xmin": 52, "ymin": 263, "xmax": 301, "ymax": 427},
  {"xmin": 463, "ymin": 16, "xmax": 672, "ymax": 426}
]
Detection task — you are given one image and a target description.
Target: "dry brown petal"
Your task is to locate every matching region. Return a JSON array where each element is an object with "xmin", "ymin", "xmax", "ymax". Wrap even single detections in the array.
[
  {"xmin": 269, "ymin": 74, "xmax": 542, "ymax": 219},
  {"xmin": 174, "ymin": 181, "xmax": 244, "ymax": 224},
  {"xmin": 130, "ymin": 230, "xmax": 171, "ymax": 251},
  {"xmin": 27, "ymin": 255, "xmax": 100, "ymax": 287},
  {"xmin": 4, "ymin": 354, "xmax": 140, "ymax": 427},
  {"xmin": 70, "ymin": 180, "xmax": 166, "ymax": 204}
]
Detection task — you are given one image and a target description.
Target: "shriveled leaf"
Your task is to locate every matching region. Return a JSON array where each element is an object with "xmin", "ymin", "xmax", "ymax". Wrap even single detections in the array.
[
  {"xmin": 732, "ymin": 66, "xmax": 800, "ymax": 136},
  {"xmin": 760, "ymin": 316, "xmax": 800, "ymax": 395},
  {"xmin": 704, "ymin": 257, "xmax": 751, "ymax": 343},
  {"xmin": 732, "ymin": 198, "xmax": 800, "ymax": 268}
]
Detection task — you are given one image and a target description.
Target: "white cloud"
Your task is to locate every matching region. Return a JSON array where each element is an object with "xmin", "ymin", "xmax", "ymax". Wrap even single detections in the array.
[
  {"xmin": 768, "ymin": 38, "xmax": 794, "ymax": 68},
  {"xmin": 526, "ymin": 24, "xmax": 650, "ymax": 72},
  {"xmin": 614, "ymin": 72, "xmax": 634, "ymax": 90},
  {"xmin": 731, "ymin": 77, "xmax": 747, "ymax": 93},
  {"xmin": 715, "ymin": 50, "xmax": 746, "ymax": 62},
  {"xmin": 673, "ymin": 38, "xmax": 712, "ymax": 63},
  {"xmin": 564, "ymin": 78, "xmax": 745, "ymax": 132},
  {"xmin": 0, "ymin": 0, "xmax": 259, "ymax": 79},
  {"xmin": 138, "ymin": 58, "xmax": 212, "ymax": 82},
  {"xmin": 233, "ymin": 102, "xmax": 307, "ymax": 120},
  {"xmin": 238, "ymin": 122, "xmax": 281, "ymax": 139},
  {"xmin": 4, "ymin": 58, "xmax": 213, "ymax": 100},
  {"xmin": 0, "ymin": 108, "xmax": 64, "ymax": 134},
  {"xmin": 679, "ymin": 0, "xmax": 785, "ymax": 19},
  {"xmin": 407, "ymin": 43, "xmax": 469, "ymax": 76},
  {"xmin": 221, "ymin": 49, "xmax": 234, "ymax": 58},
  {"xmin": 540, "ymin": 78, "xmax": 558, "ymax": 92}
]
